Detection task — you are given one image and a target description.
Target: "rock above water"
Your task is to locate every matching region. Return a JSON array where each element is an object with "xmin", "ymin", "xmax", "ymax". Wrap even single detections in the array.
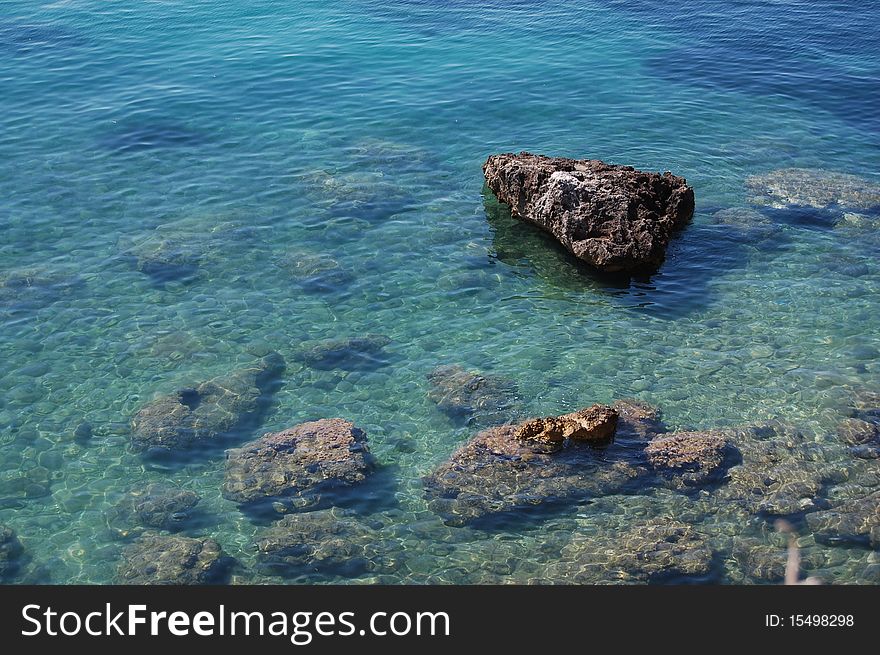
[
  {"xmin": 746, "ymin": 168, "xmax": 880, "ymax": 212},
  {"xmin": 222, "ymin": 419, "xmax": 376, "ymax": 508},
  {"xmin": 482, "ymin": 152, "xmax": 695, "ymax": 273},
  {"xmin": 0, "ymin": 524, "xmax": 24, "ymax": 580},
  {"xmin": 426, "ymin": 364, "xmax": 519, "ymax": 427},
  {"xmin": 423, "ymin": 405, "xmax": 649, "ymax": 526},
  {"xmin": 515, "ymin": 405, "xmax": 618, "ymax": 448},
  {"xmin": 297, "ymin": 335, "xmax": 391, "ymax": 371},
  {"xmin": 116, "ymin": 534, "xmax": 228, "ymax": 585},
  {"xmin": 806, "ymin": 489, "xmax": 880, "ymax": 546},
  {"xmin": 255, "ymin": 509, "xmax": 400, "ymax": 577},
  {"xmin": 646, "ymin": 431, "xmax": 735, "ymax": 490},
  {"xmin": 130, "ymin": 351, "xmax": 285, "ymax": 456},
  {"xmin": 107, "ymin": 483, "xmax": 201, "ymax": 535}
]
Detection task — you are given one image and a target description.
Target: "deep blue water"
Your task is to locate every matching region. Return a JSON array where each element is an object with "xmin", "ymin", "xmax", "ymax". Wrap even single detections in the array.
[{"xmin": 1, "ymin": 0, "xmax": 879, "ymax": 584}]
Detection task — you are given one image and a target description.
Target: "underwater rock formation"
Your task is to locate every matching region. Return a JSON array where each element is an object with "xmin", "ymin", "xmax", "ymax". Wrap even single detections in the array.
[
  {"xmin": 482, "ymin": 152, "xmax": 694, "ymax": 273},
  {"xmin": 806, "ymin": 490, "xmax": 880, "ymax": 547},
  {"xmin": 612, "ymin": 399, "xmax": 665, "ymax": 440},
  {"xmin": 729, "ymin": 535, "xmax": 832, "ymax": 583},
  {"xmin": 0, "ymin": 524, "xmax": 24, "ymax": 580},
  {"xmin": 296, "ymin": 334, "xmax": 391, "ymax": 371},
  {"xmin": 304, "ymin": 169, "xmax": 416, "ymax": 223},
  {"xmin": 745, "ymin": 168, "xmax": 880, "ymax": 212},
  {"xmin": 426, "ymin": 364, "xmax": 519, "ymax": 427},
  {"xmin": 116, "ymin": 534, "xmax": 228, "ymax": 585},
  {"xmin": 713, "ymin": 422, "xmax": 841, "ymax": 515},
  {"xmin": 120, "ymin": 217, "xmax": 257, "ymax": 284},
  {"xmin": 0, "ymin": 266, "xmax": 85, "ymax": 310},
  {"xmin": 842, "ymin": 392, "xmax": 880, "ymax": 458},
  {"xmin": 106, "ymin": 483, "xmax": 201, "ymax": 535},
  {"xmin": 255, "ymin": 509, "xmax": 401, "ymax": 577},
  {"xmin": 711, "ymin": 207, "xmax": 781, "ymax": 241},
  {"xmin": 222, "ymin": 419, "xmax": 376, "ymax": 509},
  {"xmin": 130, "ymin": 351, "xmax": 285, "ymax": 456},
  {"xmin": 553, "ymin": 518, "xmax": 714, "ymax": 583},
  {"xmin": 837, "ymin": 418, "xmax": 878, "ymax": 446},
  {"xmin": 645, "ymin": 431, "xmax": 735, "ymax": 490},
  {"xmin": 278, "ymin": 249, "xmax": 355, "ymax": 294},
  {"xmin": 423, "ymin": 404, "xmax": 649, "ymax": 526},
  {"xmin": 132, "ymin": 237, "xmax": 203, "ymax": 283}
]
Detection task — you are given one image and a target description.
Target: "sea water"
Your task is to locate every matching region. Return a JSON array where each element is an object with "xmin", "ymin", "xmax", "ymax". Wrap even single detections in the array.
[{"xmin": 1, "ymin": 0, "xmax": 878, "ymax": 584}]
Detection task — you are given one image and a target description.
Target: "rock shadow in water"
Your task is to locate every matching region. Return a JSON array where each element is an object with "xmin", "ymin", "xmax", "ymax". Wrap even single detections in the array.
[{"xmin": 485, "ymin": 193, "xmax": 787, "ymax": 319}]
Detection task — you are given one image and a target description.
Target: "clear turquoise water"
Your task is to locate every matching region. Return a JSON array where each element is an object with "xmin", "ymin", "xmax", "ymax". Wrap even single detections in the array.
[{"xmin": 1, "ymin": 0, "xmax": 879, "ymax": 584}]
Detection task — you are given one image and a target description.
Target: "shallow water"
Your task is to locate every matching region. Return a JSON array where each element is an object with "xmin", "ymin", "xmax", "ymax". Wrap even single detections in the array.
[{"xmin": 1, "ymin": 0, "xmax": 879, "ymax": 584}]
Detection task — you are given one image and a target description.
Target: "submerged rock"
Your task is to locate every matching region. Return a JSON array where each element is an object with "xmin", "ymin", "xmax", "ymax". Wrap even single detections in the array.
[
  {"xmin": 120, "ymin": 217, "xmax": 255, "ymax": 284},
  {"xmin": 806, "ymin": 490, "xmax": 880, "ymax": 546},
  {"xmin": 554, "ymin": 518, "xmax": 714, "ymax": 583},
  {"xmin": 297, "ymin": 335, "xmax": 391, "ymax": 371},
  {"xmin": 255, "ymin": 509, "xmax": 401, "ymax": 577},
  {"xmin": 841, "ymin": 393, "xmax": 880, "ymax": 458},
  {"xmin": 130, "ymin": 351, "xmax": 285, "ymax": 456},
  {"xmin": 711, "ymin": 207, "xmax": 781, "ymax": 241},
  {"xmin": 0, "ymin": 524, "xmax": 24, "ymax": 580},
  {"xmin": 133, "ymin": 237, "xmax": 203, "ymax": 283},
  {"xmin": 852, "ymin": 390, "xmax": 880, "ymax": 421},
  {"xmin": 116, "ymin": 534, "xmax": 228, "ymax": 585},
  {"xmin": 837, "ymin": 418, "xmax": 878, "ymax": 446},
  {"xmin": 612, "ymin": 399, "xmax": 665, "ymax": 441},
  {"xmin": 645, "ymin": 431, "xmax": 735, "ymax": 490},
  {"xmin": 223, "ymin": 419, "xmax": 376, "ymax": 509},
  {"xmin": 0, "ymin": 266, "xmax": 85, "ymax": 309},
  {"xmin": 746, "ymin": 168, "xmax": 880, "ymax": 213},
  {"xmin": 731, "ymin": 537, "xmax": 787, "ymax": 582},
  {"xmin": 729, "ymin": 535, "xmax": 831, "ymax": 582},
  {"xmin": 714, "ymin": 422, "xmax": 840, "ymax": 515},
  {"xmin": 278, "ymin": 249, "xmax": 355, "ymax": 293},
  {"xmin": 426, "ymin": 364, "xmax": 519, "ymax": 427},
  {"xmin": 482, "ymin": 152, "xmax": 694, "ymax": 273},
  {"xmin": 423, "ymin": 405, "xmax": 648, "ymax": 526},
  {"xmin": 304, "ymin": 169, "xmax": 415, "ymax": 223},
  {"xmin": 107, "ymin": 483, "xmax": 201, "ymax": 535}
]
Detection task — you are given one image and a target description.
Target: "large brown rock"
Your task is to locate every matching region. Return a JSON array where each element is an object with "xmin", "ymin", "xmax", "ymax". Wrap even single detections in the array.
[
  {"xmin": 222, "ymin": 419, "xmax": 376, "ymax": 509},
  {"xmin": 483, "ymin": 152, "xmax": 694, "ymax": 273},
  {"xmin": 514, "ymin": 405, "xmax": 617, "ymax": 448}
]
